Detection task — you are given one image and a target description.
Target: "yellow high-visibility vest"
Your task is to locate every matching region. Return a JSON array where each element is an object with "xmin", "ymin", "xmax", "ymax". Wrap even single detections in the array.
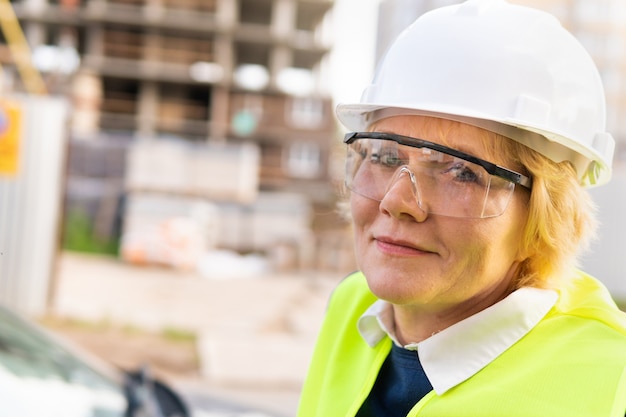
[{"xmin": 297, "ymin": 271, "xmax": 626, "ymax": 417}]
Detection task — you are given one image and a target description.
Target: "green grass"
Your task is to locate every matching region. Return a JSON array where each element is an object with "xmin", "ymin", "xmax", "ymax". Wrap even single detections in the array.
[
  {"xmin": 62, "ymin": 209, "xmax": 119, "ymax": 256},
  {"xmin": 39, "ymin": 316, "xmax": 197, "ymax": 344},
  {"xmin": 160, "ymin": 327, "xmax": 197, "ymax": 343}
]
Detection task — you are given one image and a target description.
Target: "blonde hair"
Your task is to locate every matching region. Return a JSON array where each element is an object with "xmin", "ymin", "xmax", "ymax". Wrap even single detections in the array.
[{"xmin": 480, "ymin": 132, "xmax": 598, "ymax": 290}]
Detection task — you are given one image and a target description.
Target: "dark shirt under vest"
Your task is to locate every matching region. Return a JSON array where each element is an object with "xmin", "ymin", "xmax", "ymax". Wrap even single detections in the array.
[{"xmin": 357, "ymin": 343, "xmax": 434, "ymax": 417}]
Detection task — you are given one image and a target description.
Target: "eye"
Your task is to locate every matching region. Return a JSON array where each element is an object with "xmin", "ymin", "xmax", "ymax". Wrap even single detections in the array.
[
  {"xmin": 374, "ymin": 147, "xmax": 407, "ymax": 167},
  {"xmin": 445, "ymin": 162, "xmax": 483, "ymax": 185}
]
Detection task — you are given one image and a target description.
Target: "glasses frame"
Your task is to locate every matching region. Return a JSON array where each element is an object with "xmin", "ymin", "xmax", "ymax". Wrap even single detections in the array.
[{"xmin": 344, "ymin": 131, "xmax": 533, "ymax": 190}]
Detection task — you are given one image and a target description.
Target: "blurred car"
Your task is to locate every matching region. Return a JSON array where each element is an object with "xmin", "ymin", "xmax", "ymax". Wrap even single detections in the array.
[{"xmin": 0, "ymin": 302, "xmax": 189, "ymax": 417}]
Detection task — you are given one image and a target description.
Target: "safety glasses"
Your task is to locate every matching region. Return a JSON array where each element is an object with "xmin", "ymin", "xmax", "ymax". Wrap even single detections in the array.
[{"xmin": 344, "ymin": 132, "xmax": 532, "ymax": 218}]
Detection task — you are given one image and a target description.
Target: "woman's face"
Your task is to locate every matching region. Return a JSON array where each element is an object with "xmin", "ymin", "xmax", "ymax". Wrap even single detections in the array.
[{"xmin": 351, "ymin": 115, "xmax": 529, "ymax": 314}]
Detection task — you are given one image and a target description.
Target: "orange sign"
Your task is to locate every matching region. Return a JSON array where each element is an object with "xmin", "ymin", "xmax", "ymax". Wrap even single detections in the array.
[{"xmin": 0, "ymin": 100, "xmax": 22, "ymax": 175}]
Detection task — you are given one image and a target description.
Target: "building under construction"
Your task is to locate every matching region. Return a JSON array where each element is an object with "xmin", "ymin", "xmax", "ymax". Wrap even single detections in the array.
[{"xmin": 0, "ymin": 0, "xmax": 355, "ymax": 273}]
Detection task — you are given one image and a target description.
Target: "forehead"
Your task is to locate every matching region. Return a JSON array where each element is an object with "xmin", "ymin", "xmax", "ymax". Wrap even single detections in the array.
[{"xmin": 369, "ymin": 115, "xmax": 503, "ymax": 163}]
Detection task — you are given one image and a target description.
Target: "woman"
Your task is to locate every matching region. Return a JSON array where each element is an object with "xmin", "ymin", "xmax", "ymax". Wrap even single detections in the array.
[{"xmin": 297, "ymin": 1, "xmax": 626, "ymax": 416}]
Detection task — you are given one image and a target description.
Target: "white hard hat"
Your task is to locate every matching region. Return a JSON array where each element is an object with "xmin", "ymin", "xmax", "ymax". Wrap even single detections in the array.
[{"xmin": 336, "ymin": 0, "xmax": 615, "ymax": 186}]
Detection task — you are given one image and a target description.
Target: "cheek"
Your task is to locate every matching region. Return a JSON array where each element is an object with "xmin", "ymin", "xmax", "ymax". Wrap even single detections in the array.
[
  {"xmin": 440, "ymin": 223, "xmax": 486, "ymax": 272},
  {"xmin": 350, "ymin": 194, "xmax": 378, "ymax": 256},
  {"xmin": 459, "ymin": 217, "xmax": 525, "ymax": 276},
  {"xmin": 350, "ymin": 194, "xmax": 376, "ymax": 229},
  {"xmin": 444, "ymin": 218, "xmax": 520, "ymax": 273}
]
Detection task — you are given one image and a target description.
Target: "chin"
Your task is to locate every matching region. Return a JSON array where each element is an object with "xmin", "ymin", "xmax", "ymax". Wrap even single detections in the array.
[{"xmin": 364, "ymin": 272, "xmax": 433, "ymax": 305}]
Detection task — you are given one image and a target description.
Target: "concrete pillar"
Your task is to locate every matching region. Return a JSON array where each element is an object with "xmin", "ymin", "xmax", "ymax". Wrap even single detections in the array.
[
  {"xmin": 85, "ymin": 24, "xmax": 104, "ymax": 57},
  {"xmin": 209, "ymin": 86, "xmax": 230, "ymax": 142},
  {"xmin": 143, "ymin": 0, "xmax": 165, "ymax": 21},
  {"xmin": 271, "ymin": 0, "xmax": 296, "ymax": 38},
  {"xmin": 23, "ymin": 22, "xmax": 45, "ymax": 48},
  {"xmin": 137, "ymin": 81, "xmax": 158, "ymax": 138},
  {"xmin": 269, "ymin": 45, "xmax": 291, "ymax": 91},
  {"xmin": 216, "ymin": 0, "xmax": 238, "ymax": 28}
]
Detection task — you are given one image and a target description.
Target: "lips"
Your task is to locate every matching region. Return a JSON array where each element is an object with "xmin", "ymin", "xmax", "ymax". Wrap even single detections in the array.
[{"xmin": 374, "ymin": 235, "xmax": 435, "ymax": 255}]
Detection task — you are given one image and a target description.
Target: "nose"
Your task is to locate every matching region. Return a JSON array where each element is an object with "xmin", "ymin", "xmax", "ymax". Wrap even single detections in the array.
[{"xmin": 379, "ymin": 167, "xmax": 428, "ymax": 221}]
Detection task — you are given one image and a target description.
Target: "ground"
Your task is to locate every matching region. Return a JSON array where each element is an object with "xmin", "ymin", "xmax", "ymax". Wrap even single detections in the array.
[{"xmin": 38, "ymin": 315, "xmax": 201, "ymax": 381}]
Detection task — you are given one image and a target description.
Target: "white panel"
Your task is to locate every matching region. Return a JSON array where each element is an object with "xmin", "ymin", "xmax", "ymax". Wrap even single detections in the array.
[{"xmin": 0, "ymin": 95, "xmax": 69, "ymax": 316}]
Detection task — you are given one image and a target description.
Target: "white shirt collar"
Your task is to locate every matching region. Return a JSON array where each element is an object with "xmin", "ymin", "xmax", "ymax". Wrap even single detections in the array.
[{"xmin": 357, "ymin": 287, "xmax": 558, "ymax": 394}]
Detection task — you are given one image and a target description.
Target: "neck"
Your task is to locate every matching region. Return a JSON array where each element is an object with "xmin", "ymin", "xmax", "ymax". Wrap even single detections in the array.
[{"xmin": 392, "ymin": 280, "xmax": 514, "ymax": 345}]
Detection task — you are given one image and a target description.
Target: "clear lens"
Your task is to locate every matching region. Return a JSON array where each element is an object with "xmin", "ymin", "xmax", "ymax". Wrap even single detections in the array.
[{"xmin": 346, "ymin": 138, "xmax": 516, "ymax": 218}]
